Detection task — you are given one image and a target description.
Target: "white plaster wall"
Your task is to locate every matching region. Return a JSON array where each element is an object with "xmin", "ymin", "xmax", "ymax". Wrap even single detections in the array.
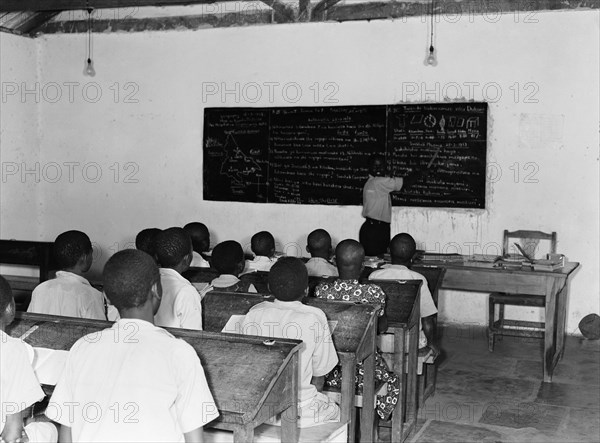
[
  {"xmin": 3, "ymin": 9, "xmax": 598, "ymax": 332},
  {"xmin": 0, "ymin": 33, "xmax": 40, "ymax": 239},
  {"xmin": 0, "ymin": 33, "xmax": 41, "ymax": 277}
]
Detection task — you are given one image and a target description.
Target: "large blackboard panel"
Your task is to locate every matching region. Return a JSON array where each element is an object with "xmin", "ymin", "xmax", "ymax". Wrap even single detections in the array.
[
  {"xmin": 388, "ymin": 103, "xmax": 487, "ymax": 208},
  {"xmin": 203, "ymin": 103, "xmax": 488, "ymax": 208},
  {"xmin": 269, "ymin": 106, "xmax": 387, "ymax": 204},
  {"xmin": 203, "ymin": 108, "xmax": 270, "ymax": 202}
]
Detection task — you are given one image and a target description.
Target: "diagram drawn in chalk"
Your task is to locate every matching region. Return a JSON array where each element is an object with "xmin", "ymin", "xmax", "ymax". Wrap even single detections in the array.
[{"xmin": 220, "ymin": 132, "xmax": 264, "ymax": 187}]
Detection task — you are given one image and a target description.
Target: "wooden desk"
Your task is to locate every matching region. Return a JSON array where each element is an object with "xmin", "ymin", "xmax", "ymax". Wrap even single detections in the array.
[
  {"xmin": 413, "ymin": 261, "xmax": 580, "ymax": 382},
  {"xmin": 7, "ymin": 312, "xmax": 302, "ymax": 443},
  {"xmin": 367, "ymin": 280, "xmax": 421, "ymax": 443},
  {"xmin": 203, "ymin": 291, "xmax": 379, "ymax": 443}
]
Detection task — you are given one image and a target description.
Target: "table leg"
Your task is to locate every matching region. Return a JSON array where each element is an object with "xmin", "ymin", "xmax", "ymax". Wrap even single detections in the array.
[
  {"xmin": 282, "ymin": 356, "xmax": 299, "ymax": 443},
  {"xmin": 341, "ymin": 358, "xmax": 356, "ymax": 443},
  {"xmin": 233, "ymin": 425, "xmax": 254, "ymax": 443},
  {"xmin": 391, "ymin": 328, "xmax": 406, "ymax": 443},
  {"xmin": 360, "ymin": 351, "xmax": 375, "ymax": 443},
  {"xmin": 544, "ymin": 278, "xmax": 558, "ymax": 382},
  {"xmin": 555, "ymin": 281, "xmax": 569, "ymax": 361}
]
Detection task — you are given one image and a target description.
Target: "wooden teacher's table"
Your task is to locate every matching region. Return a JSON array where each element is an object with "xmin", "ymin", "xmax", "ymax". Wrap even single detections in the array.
[
  {"xmin": 203, "ymin": 291, "xmax": 379, "ymax": 443},
  {"xmin": 8, "ymin": 312, "xmax": 302, "ymax": 443},
  {"xmin": 412, "ymin": 261, "xmax": 580, "ymax": 382}
]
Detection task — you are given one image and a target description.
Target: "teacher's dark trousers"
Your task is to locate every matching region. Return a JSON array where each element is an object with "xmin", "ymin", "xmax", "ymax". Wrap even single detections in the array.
[{"xmin": 359, "ymin": 218, "xmax": 391, "ymax": 257}]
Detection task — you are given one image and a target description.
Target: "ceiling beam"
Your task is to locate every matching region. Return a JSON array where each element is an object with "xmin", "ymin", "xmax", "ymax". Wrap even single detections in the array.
[{"xmin": 0, "ymin": 1, "xmax": 226, "ymax": 13}]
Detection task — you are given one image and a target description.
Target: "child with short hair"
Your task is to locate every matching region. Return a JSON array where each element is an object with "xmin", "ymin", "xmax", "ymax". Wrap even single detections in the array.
[
  {"xmin": 135, "ymin": 227, "xmax": 162, "ymax": 263},
  {"xmin": 241, "ymin": 258, "xmax": 340, "ymax": 428},
  {"xmin": 48, "ymin": 249, "xmax": 219, "ymax": 442},
  {"xmin": 1, "ymin": 276, "xmax": 58, "ymax": 443},
  {"xmin": 183, "ymin": 222, "xmax": 211, "ymax": 268},
  {"xmin": 305, "ymin": 229, "xmax": 338, "ymax": 277},
  {"xmin": 369, "ymin": 233, "xmax": 439, "ymax": 355},
  {"xmin": 154, "ymin": 227, "xmax": 203, "ymax": 330},
  {"xmin": 314, "ymin": 239, "xmax": 399, "ymax": 421},
  {"xmin": 245, "ymin": 231, "xmax": 278, "ymax": 272},
  {"xmin": 27, "ymin": 230, "xmax": 106, "ymax": 320},
  {"xmin": 209, "ymin": 241, "xmax": 257, "ymax": 293}
]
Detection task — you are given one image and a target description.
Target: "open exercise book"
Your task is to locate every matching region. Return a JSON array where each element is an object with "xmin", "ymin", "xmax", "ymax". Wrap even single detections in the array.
[{"xmin": 222, "ymin": 315, "xmax": 338, "ymax": 336}]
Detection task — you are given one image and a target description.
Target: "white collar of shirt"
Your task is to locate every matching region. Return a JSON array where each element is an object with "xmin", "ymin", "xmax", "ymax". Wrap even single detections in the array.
[
  {"xmin": 55, "ymin": 270, "xmax": 92, "ymax": 286},
  {"xmin": 308, "ymin": 257, "xmax": 333, "ymax": 264},
  {"xmin": 381, "ymin": 264, "xmax": 410, "ymax": 271},
  {"xmin": 212, "ymin": 274, "xmax": 240, "ymax": 285},
  {"xmin": 250, "ymin": 256, "xmax": 276, "ymax": 263},
  {"xmin": 159, "ymin": 267, "xmax": 191, "ymax": 283},
  {"xmin": 273, "ymin": 299, "xmax": 303, "ymax": 307}
]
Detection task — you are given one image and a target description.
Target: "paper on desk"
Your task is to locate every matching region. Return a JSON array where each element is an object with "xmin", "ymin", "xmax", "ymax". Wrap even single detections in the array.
[
  {"xmin": 222, "ymin": 315, "xmax": 338, "ymax": 335},
  {"xmin": 32, "ymin": 347, "xmax": 68, "ymax": 386}
]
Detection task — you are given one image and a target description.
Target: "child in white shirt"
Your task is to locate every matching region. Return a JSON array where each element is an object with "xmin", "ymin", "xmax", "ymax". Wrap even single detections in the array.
[
  {"xmin": 27, "ymin": 230, "xmax": 105, "ymax": 321},
  {"xmin": 245, "ymin": 231, "xmax": 278, "ymax": 272},
  {"xmin": 48, "ymin": 249, "xmax": 218, "ymax": 442},
  {"xmin": 241, "ymin": 258, "xmax": 340, "ymax": 428},
  {"xmin": 154, "ymin": 227, "xmax": 203, "ymax": 330}
]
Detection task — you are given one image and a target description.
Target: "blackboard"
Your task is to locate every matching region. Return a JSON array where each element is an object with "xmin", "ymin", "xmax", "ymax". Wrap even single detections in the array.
[{"xmin": 203, "ymin": 102, "xmax": 487, "ymax": 208}]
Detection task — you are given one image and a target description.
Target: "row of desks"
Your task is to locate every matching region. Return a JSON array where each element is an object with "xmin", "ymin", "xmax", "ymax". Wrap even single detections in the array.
[{"xmin": 9, "ymin": 288, "xmax": 404, "ymax": 443}]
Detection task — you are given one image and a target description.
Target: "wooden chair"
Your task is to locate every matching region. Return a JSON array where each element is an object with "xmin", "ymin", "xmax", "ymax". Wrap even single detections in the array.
[
  {"xmin": 240, "ymin": 271, "xmax": 271, "ymax": 293},
  {"xmin": 408, "ymin": 266, "xmax": 446, "ymax": 406},
  {"xmin": 182, "ymin": 267, "xmax": 220, "ymax": 283},
  {"xmin": 488, "ymin": 230, "xmax": 557, "ymax": 352}
]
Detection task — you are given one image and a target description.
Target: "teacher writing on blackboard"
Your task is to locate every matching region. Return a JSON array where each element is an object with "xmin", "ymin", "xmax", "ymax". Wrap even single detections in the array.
[{"xmin": 359, "ymin": 154, "xmax": 429, "ymax": 257}]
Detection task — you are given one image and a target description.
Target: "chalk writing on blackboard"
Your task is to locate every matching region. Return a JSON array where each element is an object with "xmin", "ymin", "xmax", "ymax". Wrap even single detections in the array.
[{"xmin": 203, "ymin": 103, "xmax": 488, "ymax": 208}]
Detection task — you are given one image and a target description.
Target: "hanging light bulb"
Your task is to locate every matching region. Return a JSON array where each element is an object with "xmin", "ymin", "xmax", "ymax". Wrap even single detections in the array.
[
  {"xmin": 424, "ymin": 45, "xmax": 438, "ymax": 67},
  {"xmin": 83, "ymin": 7, "xmax": 96, "ymax": 77},
  {"xmin": 424, "ymin": 0, "xmax": 438, "ymax": 67},
  {"xmin": 83, "ymin": 58, "xmax": 96, "ymax": 77}
]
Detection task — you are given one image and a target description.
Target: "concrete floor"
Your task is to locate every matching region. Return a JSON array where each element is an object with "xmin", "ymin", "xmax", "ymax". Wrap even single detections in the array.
[{"xmin": 382, "ymin": 325, "xmax": 600, "ymax": 443}]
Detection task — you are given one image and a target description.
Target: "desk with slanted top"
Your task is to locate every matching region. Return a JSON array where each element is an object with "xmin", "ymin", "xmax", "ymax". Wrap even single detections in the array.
[
  {"xmin": 202, "ymin": 291, "xmax": 379, "ymax": 443},
  {"xmin": 8, "ymin": 312, "xmax": 302, "ymax": 443},
  {"xmin": 413, "ymin": 260, "xmax": 580, "ymax": 382}
]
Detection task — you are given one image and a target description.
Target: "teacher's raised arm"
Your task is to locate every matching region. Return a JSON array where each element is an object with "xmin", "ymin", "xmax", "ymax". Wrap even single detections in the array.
[{"xmin": 359, "ymin": 153, "xmax": 429, "ymax": 257}]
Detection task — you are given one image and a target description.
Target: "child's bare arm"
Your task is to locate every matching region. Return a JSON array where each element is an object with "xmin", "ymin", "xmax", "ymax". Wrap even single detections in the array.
[
  {"xmin": 311, "ymin": 375, "xmax": 325, "ymax": 392},
  {"xmin": 0, "ymin": 411, "xmax": 24, "ymax": 443},
  {"xmin": 58, "ymin": 424, "xmax": 72, "ymax": 443}
]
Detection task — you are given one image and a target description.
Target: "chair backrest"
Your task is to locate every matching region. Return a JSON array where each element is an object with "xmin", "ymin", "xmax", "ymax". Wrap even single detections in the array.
[
  {"xmin": 503, "ymin": 230, "xmax": 557, "ymax": 259},
  {"xmin": 367, "ymin": 279, "xmax": 422, "ymax": 327},
  {"xmin": 203, "ymin": 290, "xmax": 270, "ymax": 331},
  {"xmin": 408, "ymin": 266, "xmax": 446, "ymax": 307},
  {"xmin": 182, "ymin": 267, "xmax": 220, "ymax": 283},
  {"xmin": 239, "ymin": 271, "xmax": 270, "ymax": 293}
]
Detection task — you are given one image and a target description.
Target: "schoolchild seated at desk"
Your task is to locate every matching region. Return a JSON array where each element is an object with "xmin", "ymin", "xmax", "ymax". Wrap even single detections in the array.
[
  {"xmin": 183, "ymin": 222, "xmax": 211, "ymax": 268},
  {"xmin": 209, "ymin": 241, "xmax": 257, "ymax": 293},
  {"xmin": 154, "ymin": 227, "xmax": 203, "ymax": 330},
  {"xmin": 1, "ymin": 276, "xmax": 58, "ymax": 443},
  {"xmin": 48, "ymin": 249, "xmax": 219, "ymax": 442},
  {"xmin": 314, "ymin": 239, "xmax": 400, "ymax": 421},
  {"xmin": 27, "ymin": 230, "xmax": 106, "ymax": 321},
  {"xmin": 369, "ymin": 233, "xmax": 439, "ymax": 356},
  {"xmin": 245, "ymin": 231, "xmax": 278, "ymax": 273},
  {"xmin": 305, "ymin": 229, "xmax": 339, "ymax": 277},
  {"xmin": 241, "ymin": 258, "xmax": 340, "ymax": 428},
  {"xmin": 135, "ymin": 227, "xmax": 162, "ymax": 264}
]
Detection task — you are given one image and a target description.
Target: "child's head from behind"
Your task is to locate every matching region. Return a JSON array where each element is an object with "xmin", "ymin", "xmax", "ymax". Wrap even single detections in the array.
[
  {"xmin": 307, "ymin": 229, "xmax": 333, "ymax": 258},
  {"xmin": 135, "ymin": 228, "xmax": 162, "ymax": 260},
  {"xmin": 103, "ymin": 249, "xmax": 161, "ymax": 315},
  {"xmin": 251, "ymin": 231, "xmax": 275, "ymax": 258},
  {"xmin": 0, "ymin": 275, "xmax": 16, "ymax": 328},
  {"xmin": 54, "ymin": 230, "xmax": 93, "ymax": 272},
  {"xmin": 268, "ymin": 257, "xmax": 308, "ymax": 302},
  {"xmin": 212, "ymin": 241, "xmax": 245, "ymax": 276},
  {"xmin": 390, "ymin": 233, "xmax": 416, "ymax": 264},
  {"xmin": 183, "ymin": 222, "xmax": 210, "ymax": 253},
  {"xmin": 155, "ymin": 227, "xmax": 193, "ymax": 270},
  {"xmin": 335, "ymin": 239, "xmax": 365, "ymax": 279}
]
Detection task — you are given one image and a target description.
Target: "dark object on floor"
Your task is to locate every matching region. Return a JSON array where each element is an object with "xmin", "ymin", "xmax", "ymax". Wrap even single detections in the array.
[{"xmin": 579, "ymin": 313, "xmax": 600, "ymax": 340}]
